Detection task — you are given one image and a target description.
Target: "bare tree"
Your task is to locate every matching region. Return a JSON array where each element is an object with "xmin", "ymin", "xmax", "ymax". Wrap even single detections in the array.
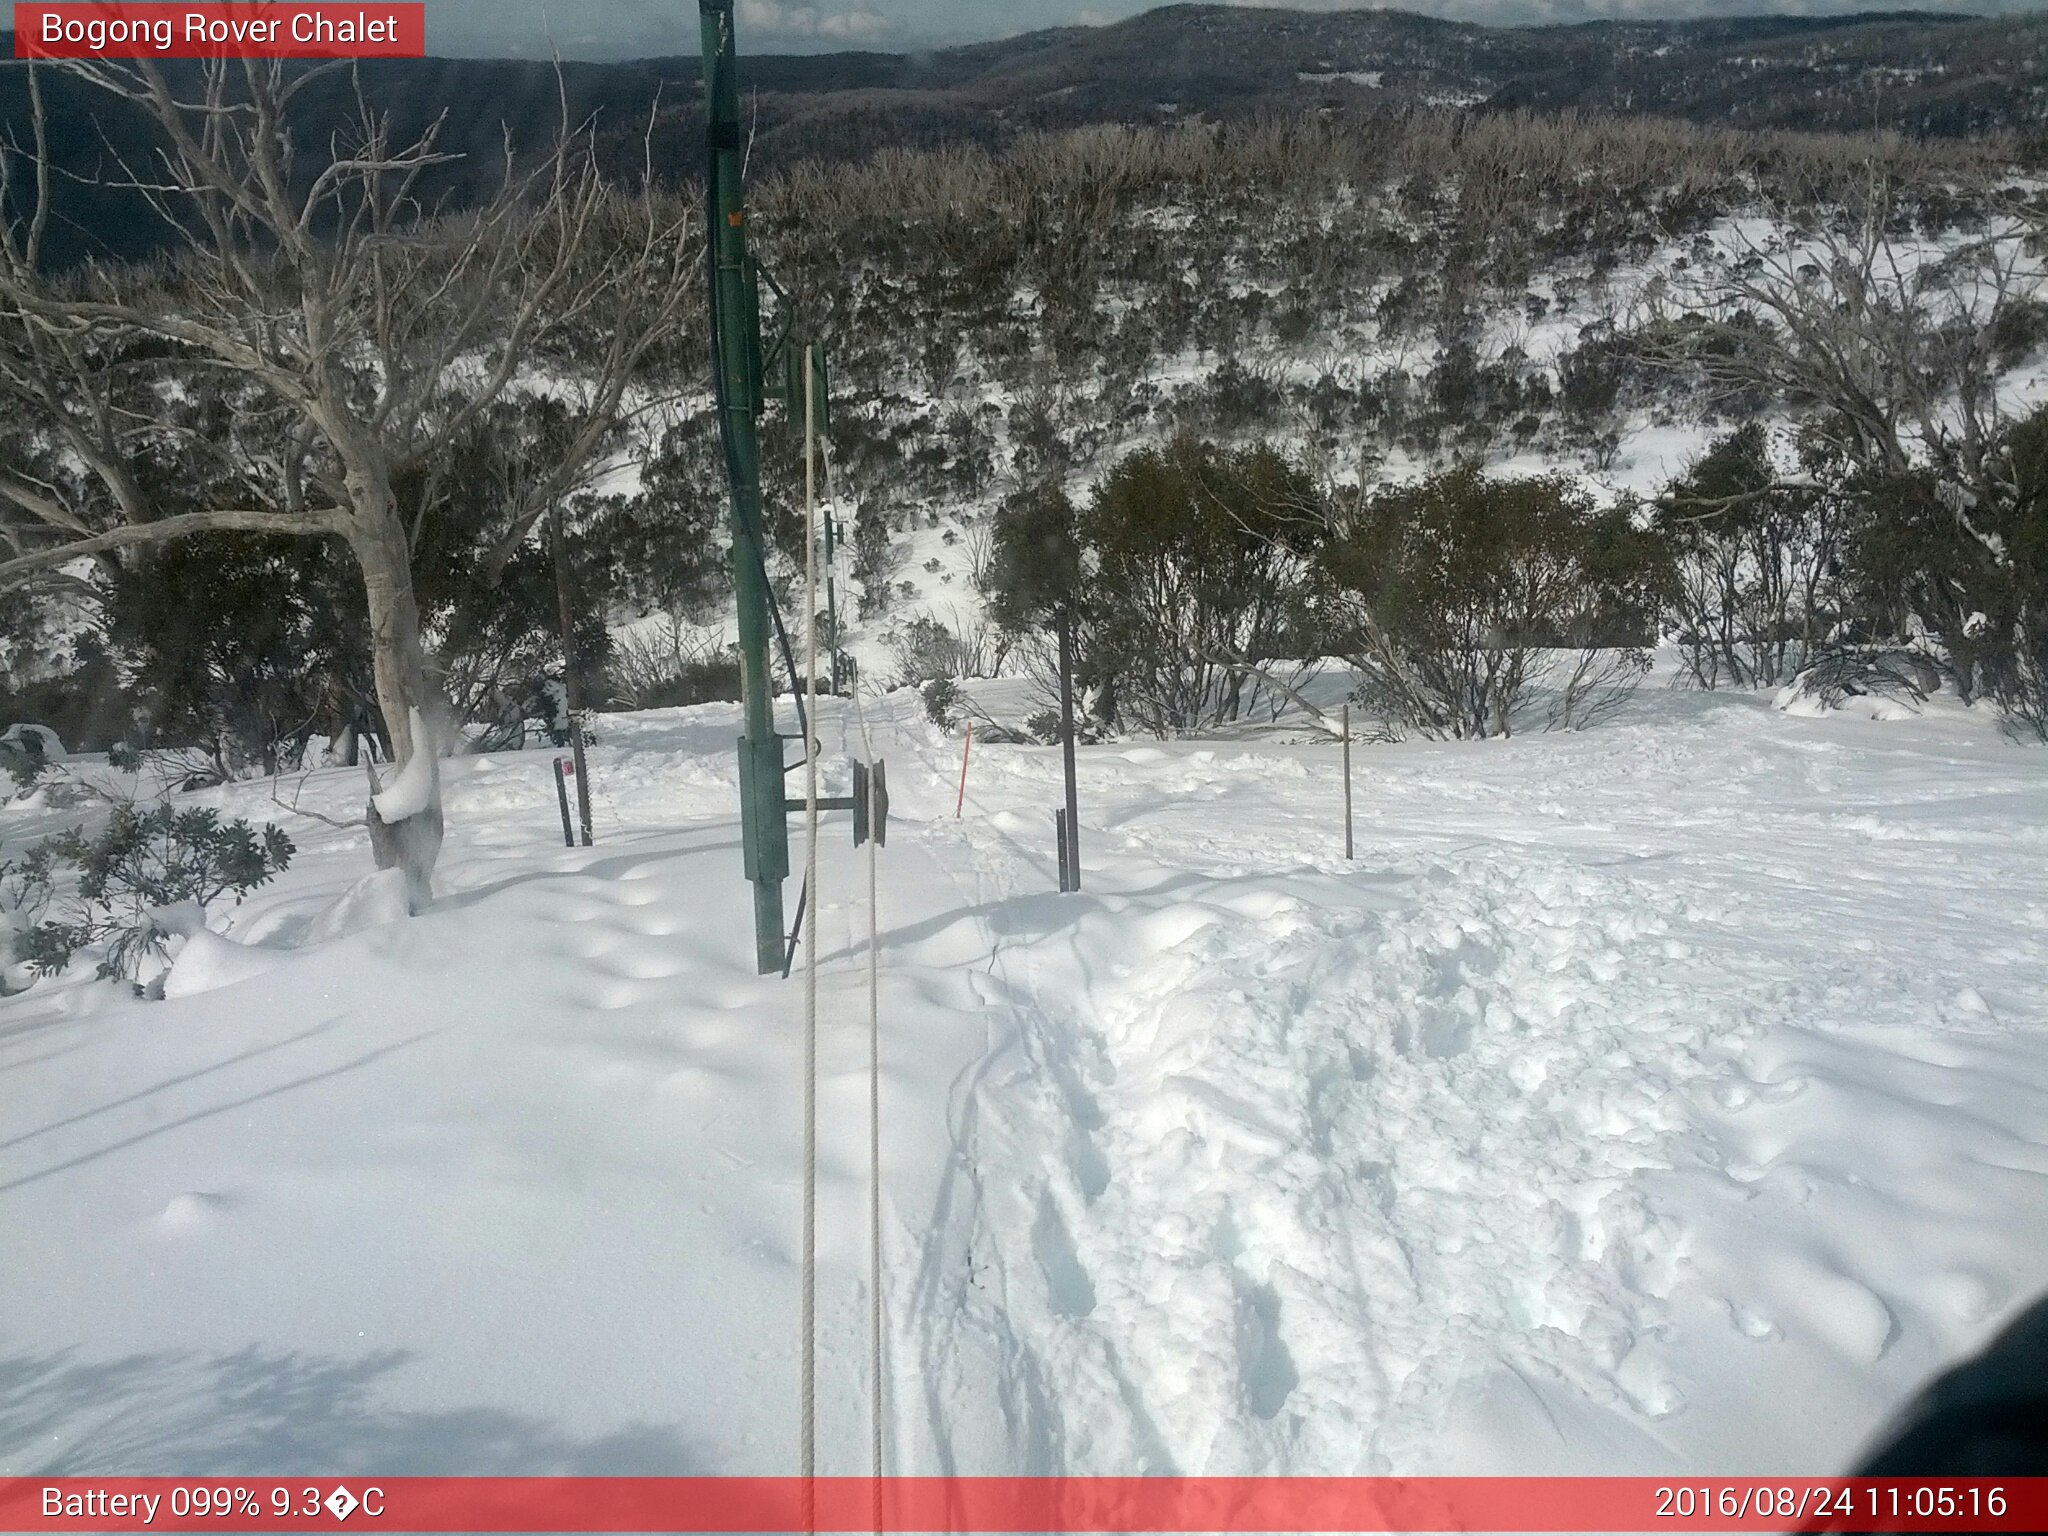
[{"xmin": 0, "ymin": 59, "xmax": 697, "ymax": 903}]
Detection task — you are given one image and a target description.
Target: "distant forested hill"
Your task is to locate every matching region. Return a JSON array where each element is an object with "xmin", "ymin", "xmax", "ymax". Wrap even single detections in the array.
[{"xmin": 3, "ymin": 5, "xmax": 2043, "ymax": 267}]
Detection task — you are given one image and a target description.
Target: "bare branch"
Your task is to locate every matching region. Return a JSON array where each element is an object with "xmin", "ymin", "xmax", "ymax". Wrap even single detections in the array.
[{"xmin": 0, "ymin": 506, "xmax": 345, "ymax": 580}]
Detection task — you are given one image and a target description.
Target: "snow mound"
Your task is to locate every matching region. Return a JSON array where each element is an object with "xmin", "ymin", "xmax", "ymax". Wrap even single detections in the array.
[
  {"xmin": 156, "ymin": 1191, "xmax": 236, "ymax": 1234},
  {"xmin": 0, "ymin": 722, "xmax": 65, "ymax": 760},
  {"xmin": 303, "ymin": 868, "xmax": 413, "ymax": 945},
  {"xmin": 161, "ymin": 928, "xmax": 287, "ymax": 999}
]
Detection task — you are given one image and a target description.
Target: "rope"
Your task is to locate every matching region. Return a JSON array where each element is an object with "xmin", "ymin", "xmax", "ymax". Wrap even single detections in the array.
[
  {"xmin": 822, "ymin": 407, "xmax": 887, "ymax": 1523},
  {"xmin": 867, "ymin": 764, "xmax": 883, "ymax": 1529},
  {"xmin": 800, "ymin": 347, "xmax": 821, "ymax": 1534}
]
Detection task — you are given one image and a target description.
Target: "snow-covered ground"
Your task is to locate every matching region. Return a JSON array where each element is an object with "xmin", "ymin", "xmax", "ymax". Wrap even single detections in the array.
[{"xmin": 3, "ymin": 670, "xmax": 2046, "ymax": 1479}]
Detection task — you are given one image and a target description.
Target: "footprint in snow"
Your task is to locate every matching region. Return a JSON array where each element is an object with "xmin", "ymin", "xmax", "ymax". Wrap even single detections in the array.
[{"xmin": 1033, "ymin": 1193, "xmax": 1097, "ymax": 1319}]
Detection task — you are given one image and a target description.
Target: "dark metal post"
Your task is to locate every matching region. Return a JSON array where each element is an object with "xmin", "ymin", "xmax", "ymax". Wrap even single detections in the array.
[
  {"xmin": 701, "ymin": 0, "xmax": 789, "ymax": 972},
  {"xmin": 550, "ymin": 503, "xmax": 594, "ymax": 847},
  {"xmin": 552, "ymin": 757, "xmax": 576, "ymax": 848},
  {"xmin": 1057, "ymin": 609, "xmax": 1081, "ymax": 893},
  {"xmin": 1056, "ymin": 809, "xmax": 1071, "ymax": 893}
]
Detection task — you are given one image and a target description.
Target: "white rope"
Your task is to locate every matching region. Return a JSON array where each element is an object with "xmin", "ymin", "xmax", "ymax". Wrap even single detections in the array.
[
  {"xmin": 865, "ymin": 705, "xmax": 885, "ymax": 1524},
  {"xmin": 820, "ymin": 413, "xmax": 888, "ymax": 1519},
  {"xmin": 801, "ymin": 346, "xmax": 821, "ymax": 1532}
]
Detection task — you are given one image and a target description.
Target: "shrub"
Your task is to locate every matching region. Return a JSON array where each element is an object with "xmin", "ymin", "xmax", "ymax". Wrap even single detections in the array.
[
  {"xmin": 1071, "ymin": 436, "xmax": 1325, "ymax": 736},
  {"xmin": 630, "ymin": 655, "xmax": 745, "ymax": 710},
  {"xmin": 1656, "ymin": 425, "xmax": 1845, "ymax": 690},
  {"xmin": 0, "ymin": 854, "xmax": 54, "ymax": 993},
  {"xmin": 852, "ymin": 504, "xmax": 902, "ymax": 620},
  {"xmin": 609, "ymin": 620, "xmax": 743, "ymax": 709},
  {"xmin": 920, "ymin": 677, "xmax": 961, "ymax": 729},
  {"xmin": 0, "ymin": 726, "xmax": 56, "ymax": 793},
  {"xmin": 17, "ymin": 805, "xmax": 294, "ymax": 987},
  {"xmin": 1777, "ymin": 646, "xmax": 1937, "ymax": 714},
  {"xmin": 1323, "ymin": 466, "xmax": 1661, "ymax": 738},
  {"xmin": 888, "ymin": 612, "xmax": 1007, "ymax": 686},
  {"xmin": 1995, "ymin": 405, "xmax": 2048, "ymax": 739}
]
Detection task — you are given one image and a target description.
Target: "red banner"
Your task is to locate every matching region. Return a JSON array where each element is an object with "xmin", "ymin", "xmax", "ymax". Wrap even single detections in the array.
[
  {"xmin": 1, "ymin": 1477, "xmax": 2044, "ymax": 1532},
  {"xmin": 12, "ymin": 4, "xmax": 426, "ymax": 58}
]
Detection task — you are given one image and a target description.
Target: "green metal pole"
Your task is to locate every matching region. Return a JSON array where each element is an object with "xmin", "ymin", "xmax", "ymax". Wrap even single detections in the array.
[{"xmin": 700, "ymin": 0, "xmax": 788, "ymax": 974}]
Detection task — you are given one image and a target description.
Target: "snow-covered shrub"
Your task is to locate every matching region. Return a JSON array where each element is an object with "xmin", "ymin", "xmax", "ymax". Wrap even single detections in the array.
[
  {"xmin": 0, "ymin": 723, "xmax": 59, "ymax": 793},
  {"xmin": 0, "ymin": 854, "xmax": 54, "ymax": 992},
  {"xmin": 1775, "ymin": 646, "xmax": 1936, "ymax": 718},
  {"xmin": 1324, "ymin": 467, "xmax": 1661, "ymax": 739},
  {"xmin": 920, "ymin": 677, "xmax": 961, "ymax": 729},
  {"xmin": 16, "ymin": 804, "xmax": 293, "ymax": 988}
]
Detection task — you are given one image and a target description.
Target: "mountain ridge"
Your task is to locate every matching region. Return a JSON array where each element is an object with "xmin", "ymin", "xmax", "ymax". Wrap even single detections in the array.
[{"xmin": 2, "ymin": 5, "xmax": 2042, "ymax": 267}]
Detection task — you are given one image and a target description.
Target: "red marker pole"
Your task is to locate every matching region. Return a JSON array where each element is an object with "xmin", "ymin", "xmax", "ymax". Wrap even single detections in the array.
[{"xmin": 955, "ymin": 721, "xmax": 972, "ymax": 819}]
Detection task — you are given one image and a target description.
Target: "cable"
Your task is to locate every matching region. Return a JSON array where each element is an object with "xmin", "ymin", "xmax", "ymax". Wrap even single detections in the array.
[
  {"xmin": 707, "ymin": 16, "xmax": 817, "ymax": 1519},
  {"xmin": 867, "ymin": 747, "xmax": 884, "ymax": 1526},
  {"xmin": 822, "ymin": 379, "xmax": 887, "ymax": 1521},
  {"xmin": 800, "ymin": 345, "xmax": 822, "ymax": 1535}
]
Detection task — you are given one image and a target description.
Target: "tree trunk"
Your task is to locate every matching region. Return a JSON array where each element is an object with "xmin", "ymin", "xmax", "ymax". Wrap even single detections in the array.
[{"xmin": 347, "ymin": 493, "xmax": 444, "ymax": 910}]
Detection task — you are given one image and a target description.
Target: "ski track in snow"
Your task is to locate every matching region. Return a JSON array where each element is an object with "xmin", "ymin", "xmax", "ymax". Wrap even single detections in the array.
[{"xmin": 2, "ymin": 675, "xmax": 2046, "ymax": 1477}]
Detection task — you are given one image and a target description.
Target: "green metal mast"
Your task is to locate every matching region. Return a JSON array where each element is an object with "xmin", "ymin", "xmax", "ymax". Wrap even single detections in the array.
[{"xmin": 700, "ymin": 0, "xmax": 788, "ymax": 974}]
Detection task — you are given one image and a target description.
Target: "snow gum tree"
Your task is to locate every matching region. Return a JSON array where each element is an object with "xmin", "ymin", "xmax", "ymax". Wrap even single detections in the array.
[
  {"xmin": 0, "ymin": 60, "xmax": 697, "ymax": 902},
  {"xmin": 1640, "ymin": 178, "xmax": 2048, "ymax": 724}
]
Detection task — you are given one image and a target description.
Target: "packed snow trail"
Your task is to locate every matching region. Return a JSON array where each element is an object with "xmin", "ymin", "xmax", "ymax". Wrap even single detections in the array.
[
  {"xmin": 889, "ymin": 682, "xmax": 2048, "ymax": 1477},
  {"xmin": 2, "ymin": 676, "xmax": 2046, "ymax": 1479}
]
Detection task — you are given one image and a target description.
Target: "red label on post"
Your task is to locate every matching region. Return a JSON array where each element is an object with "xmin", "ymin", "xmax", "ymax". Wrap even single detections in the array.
[{"xmin": 13, "ymin": 4, "xmax": 427, "ymax": 58}]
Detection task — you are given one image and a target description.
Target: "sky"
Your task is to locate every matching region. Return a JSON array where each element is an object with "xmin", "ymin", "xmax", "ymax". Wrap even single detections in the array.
[{"xmin": 427, "ymin": 0, "xmax": 2044, "ymax": 59}]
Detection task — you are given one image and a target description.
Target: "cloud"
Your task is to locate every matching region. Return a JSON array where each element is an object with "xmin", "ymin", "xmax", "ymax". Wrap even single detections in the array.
[
  {"xmin": 736, "ymin": 0, "xmax": 893, "ymax": 40},
  {"xmin": 1073, "ymin": 7, "xmax": 1115, "ymax": 22}
]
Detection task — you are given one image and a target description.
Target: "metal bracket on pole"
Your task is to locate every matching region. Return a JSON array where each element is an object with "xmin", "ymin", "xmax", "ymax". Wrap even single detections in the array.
[{"xmin": 850, "ymin": 759, "xmax": 890, "ymax": 847}]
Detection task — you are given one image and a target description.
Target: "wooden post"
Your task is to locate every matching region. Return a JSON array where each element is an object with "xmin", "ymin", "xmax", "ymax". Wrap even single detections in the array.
[
  {"xmin": 550, "ymin": 502, "xmax": 594, "ymax": 847},
  {"xmin": 1058, "ymin": 608, "xmax": 1081, "ymax": 893},
  {"xmin": 1056, "ymin": 808, "xmax": 1071, "ymax": 893},
  {"xmin": 1342, "ymin": 703, "xmax": 1354, "ymax": 862},
  {"xmin": 955, "ymin": 720, "xmax": 973, "ymax": 819}
]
